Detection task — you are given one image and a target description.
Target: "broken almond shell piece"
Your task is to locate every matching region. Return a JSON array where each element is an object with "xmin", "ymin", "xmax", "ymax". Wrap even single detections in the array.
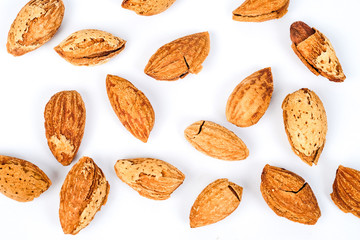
[{"xmin": 122, "ymin": 0, "xmax": 176, "ymax": 16}]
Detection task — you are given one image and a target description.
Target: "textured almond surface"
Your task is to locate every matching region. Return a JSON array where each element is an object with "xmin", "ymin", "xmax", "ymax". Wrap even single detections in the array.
[
  {"xmin": 59, "ymin": 156, "xmax": 109, "ymax": 235},
  {"xmin": 226, "ymin": 67, "xmax": 273, "ymax": 127},
  {"xmin": 7, "ymin": 0, "xmax": 65, "ymax": 56},
  {"xmin": 331, "ymin": 165, "xmax": 360, "ymax": 218},
  {"xmin": 114, "ymin": 158, "xmax": 185, "ymax": 200},
  {"xmin": 282, "ymin": 88, "xmax": 327, "ymax": 166},
  {"xmin": 261, "ymin": 164, "xmax": 321, "ymax": 225},
  {"xmin": 122, "ymin": 0, "xmax": 176, "ymax": 16},
  {"xmin": 190, "ymin": 178, "xmax": 243, "ymax": 228},
  {"xmin": 44, "ymin": 90, "xmax": 86, "ymax": 166},
  {"xmin": 184, "ymin": 121, "xmax": 249, "ymax": 161},
  {"xmin": 106, "ymin": 74, "xmax": 155, "ymax": 143},
  {"xmin": 144, "ymin": 32, "xmax": 210, "ymax": 81},
  {"xmin": 233, "ymin": 0, "xmax": 289, "ymax": 22},
  {"xmin": 290, "ymin": 21, "xmax": 315, "ymax": 45},
  {"xmin": 54, "ymin": 29, "xmax": 126, "ymax": 66}
]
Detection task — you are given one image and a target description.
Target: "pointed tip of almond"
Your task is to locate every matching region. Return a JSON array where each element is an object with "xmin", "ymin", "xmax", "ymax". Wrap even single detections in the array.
[{"xmin": 290, "ymin": 21, "xmax": 315, "ymax": 45}]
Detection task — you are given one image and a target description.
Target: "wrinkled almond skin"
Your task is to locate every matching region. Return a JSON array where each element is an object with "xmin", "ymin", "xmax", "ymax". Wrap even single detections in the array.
[
  {"xmin": 144, "ymin": 32, "xmax": 210, "ymax": 81},
  {"xmin": 0, "ymin": 155, "xmax": 51, "ymax": 202},
  {"xmin": 114, "ymin": 158, "xmax": 185, "ymax": 200},
  {"xmin": 184, "ymin": 121, "xmax": 249, "ymax": 161},
  {"xmin": 106, "ymin": 74, "xmax": 155, "ymax": 143},
  {"xmin": 290, "ymin": 21, "xmax": 345, "ymax": 82},
  {"xmin": 54, "ymin": 29, "xmax": 126, "ymax": 66},
  {"xmin": 190, "ymin": 179, "xmax": 243, "ymax": 228},
  {"xmin": 331, "ymin": 165, "xmax": 360, "ymax": 218},
  {"xmin": 282, "ymin": 88, "xmax": 327, "ymax": 166},
  {"xmin": 233, "ymin": 0, "xmax": 289, "ymax": 22},
  {"xmin": 59, "ymin": 156, "xmax": 110, "ymax": 235},
  {"xmin": 7, "ymin": 0, "xmax": 65, "ymax": 56},
  {"xmin": 226, "ymin": 67, "xmax": 273, "ymax": 127},
  {"xmin": 44, "ymin": 90, "xmax": 86, "ymax": 166},
  {"xmin": 261, "ymin": 164, "xmax": 321, "ymax": 225},
  {"xmin": 122, "ymin": 0, "xmax": 176, "ymax": 16}
]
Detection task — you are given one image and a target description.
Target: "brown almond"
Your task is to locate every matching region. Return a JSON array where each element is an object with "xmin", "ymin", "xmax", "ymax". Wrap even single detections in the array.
[
  {"xmin": 184, "ymin": 121, "xmax": 249, "ymax": 161},
  {"xmin": 59, "ymin": 156, "xmax": 110, "ymax": 235},
  {"xmin": 144, "ymin": 32, "xmax": 210, "ymax": 81},
  {"xmin": 54, "ymin": 29, "xmax": 126, "ymax": 66},
  {"xmin": 190, "ymin": 178, "xmax": 243, "ymax": 228},
  {"xmin": 122, "ymin": 0, "xmax": 176, "ymax": 16},
  {"xmin": 7, "ymin": 0, "xmax": 65, "ymax": 56},
  {"xmin": 44, "ymin": 90, "xmax": 86, "ymax": 166},
  {"xmin": 114, "ymin": 158, "xmax": 185, "ymax": 200},
  {"xmin": 261, "ymin": 164, "xmax": 321, "ymax": 225},
  {"xmin": 106, "ymin": 74, "xmax": 155, "ymax": 143},
  {"xmin": 226, "ymin": 67, "xmax": 273, "ymax": 127},
  {"xmin": 282, "ymin": 88, "xmax": 327, "ymax": 166}
]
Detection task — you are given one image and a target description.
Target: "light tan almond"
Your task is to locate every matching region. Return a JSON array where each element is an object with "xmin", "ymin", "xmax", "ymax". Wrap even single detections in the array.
[
  {"xmin": 226, "ymin": 67, "xmax": 273, "ymax": 127},
  {"xmin": 122, "ymin": 0, "xmax": 176, "ymax": 16},
  {"xmin": 190, "ymin": 179, "xmax": 243, "ymax": 228},
  {"xmin": 44, "ymin": 90, "xmax": 86, "ymax": 166},
  {"xmin": 59, "ymin": 156, "xmax": 109, "ymax": 235},
  {"xmin": 144, "ymin": 32, "xmax": 210, "ymax": 81},
  {"xmin": 114, "ymin": 158, "xmax": 185, "ymax": 200},
  {"xmin": 184, "ymin": 121, "xmax": 249, "ymax": 161},
  {"xmin": 54, "ymin": 29, "xmax": 126, "ymax": 66},
  {"xmin": 106, "ymin": 74, "xmax": 155, "ymax": 143},
  {"xmin": 7, "ymin": 0, "xmax": 65, "ymax": 56}
]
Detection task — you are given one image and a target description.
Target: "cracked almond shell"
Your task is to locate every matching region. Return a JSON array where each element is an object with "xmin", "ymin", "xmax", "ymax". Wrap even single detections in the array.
[
  {"xmin": 122, "ymin": 0, "xmax": 176, "ymax": 16},
  {"xmin": 114, "ymin": 158, "xmax": 185, "ymax": 200},
  {"xmin": 106, "ymin": 74, "xmax": 155, "ymax": 143},
  {"xmin": 59, "ymin": 156, "xmax": 110, "ymax": 235},
  {"xmin": 232, "ymin": 0, "xmax": 289, "ymax": 22},
  {"xmin": 44, "ymin": 90, "xmax": 86, "ymax": 166},
  {"xmin": 331, "ymin": 165, "xmax": 360, "ymax": 218},
  {"xmin": 184, "ymin": 120, "xmax": 249, "ymax": 161},
  {"xmin": 7, "ymin": 0, "xmax": 65, "ymax": 56},
  {"xmin": 144, "ymin": 32, "xmax": 210, "ymax": 81},
  {"xmin": 282, "ymin": 88, "xmax": 327, "ymax": 166},
  {"xmin": 54, "ymin": 29, "xmax": 126, "ymax": 66},
  {"xmin": 0, "ymin": 155, "xmax": 51, "ymax": 202},
  {"xmin": 190, "ymin": 178, "xmax": 243, "ymax": 228},
  {"xmin": 226, "ymin": 67, "xmax": 273, "ymax": 127},
  {"xmin": 261, "ymin": 164, "xmax": 321, "ymax": 225}
]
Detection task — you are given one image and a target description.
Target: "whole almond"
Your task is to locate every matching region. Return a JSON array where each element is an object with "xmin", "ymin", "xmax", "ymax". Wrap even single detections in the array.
[
  {"xmin": 54, "ymin": 29, "xmax": 126, "ymax": 66},
  {"xmin": 282, "ymin": 88, "xmax": 327, "ymax": 166},
  {"xmin": 226, "ymin": 67, "xmax": 273, "ymax": 127},
  {"xmin": 0, "ymin": 155, "xmax": 51, "ymax": 202},
  {"xmin": 122, "ymin": 0, "xmax": 176, "ymax": 16},
  {"xmin": 233, "ymin": 0, "xmax": 289, "ymax": 22},
  {"xmin": 144, "ymin": 32, "xmax": 210, "ymax": 81},
  {"xmin": 7, "ymin": 0, "xmax": 65, "ymax": 56},
  {"xmin": 261, "ymin": 164, "xmax": 321, "ymax": 225},
  {"xmin": 59, "ymin": 156, "xmax": 110, "ymax": 235},
  {"xmin": 190, "ymin": 178, "xmax": 243, "ymax": 228},
  {"xmin": 106, "ymin": 74, "xmax": 155, "ymax": 143},
  {"xmin": 184, "ymin": 120, "xmax": 249, "ymax": 161},
  {"xmin": 290, "ymin": 21, "xmax": 345, "ymax": 82},
  {"xmin": 114, "ymin": 158, "xmax": 185, "ymax": 200},
  {"xmin": 44, "ymin": 90, "xmax": 86, "ymax": 166}
]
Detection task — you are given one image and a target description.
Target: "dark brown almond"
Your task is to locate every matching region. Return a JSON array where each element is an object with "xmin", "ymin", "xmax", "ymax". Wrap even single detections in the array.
[{"xmin": 290, "ymin": 21, "xmax": 315, "ymax": 45}]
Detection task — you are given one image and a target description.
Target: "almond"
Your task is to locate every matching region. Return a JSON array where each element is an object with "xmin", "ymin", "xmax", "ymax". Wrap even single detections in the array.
[
  {"xmin": 44, "ymin": 90, "xmax": 86, "ymax": 166},
  {"xmin": 190, "ymin": 178, "xmax": 243, "ymax": 228},
  {"xmin": 226, "ymin": 67, "xmax": 273, "ymax": 127},
  {"xmin": 0, "ymin": 155, "xmax": 51, "ymax": 202},
  {"xmin": 290, "ymin": 21, "xmax": 346, "ymax": 82},
  {"xmin": 184, "ymin": 120, "xmax": 249, "ymax": 161},
  {"xmin": 260, "ymin": 164, "xmax": 321, "ymax": 225},
  {"xmin": 114, "ymin": 158, "xmax": 185, "ymax": 200},
  {"xmin": 59, "ymin": 156, "xmax": 110, "ymax": 235},
  {"xmin": 7, "ymin": 0, "xmax": 65, "ymax": 56},
  {"xmin": 282, "ymin": 88, "xmax": 327, "ymax": 166},
  {"xmin": 144, "ymin": 32, "xmax": 210, "ymax": 81},
  {"xmin": 106, "ymin": 74, "xmax": 155, "ymax": 143},
  {"xmin": 54, "ymin": 29, "xmax": 126, "ymax": 66},
  {"xmin": 122, "ymin": 0, "xmax": 176, "ymax": 16}
]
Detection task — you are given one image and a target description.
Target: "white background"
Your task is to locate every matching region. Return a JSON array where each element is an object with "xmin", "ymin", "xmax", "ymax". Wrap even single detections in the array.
[{"xmin": 0, "ymin": 0, "xmax": 359, "ymax": 239}]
